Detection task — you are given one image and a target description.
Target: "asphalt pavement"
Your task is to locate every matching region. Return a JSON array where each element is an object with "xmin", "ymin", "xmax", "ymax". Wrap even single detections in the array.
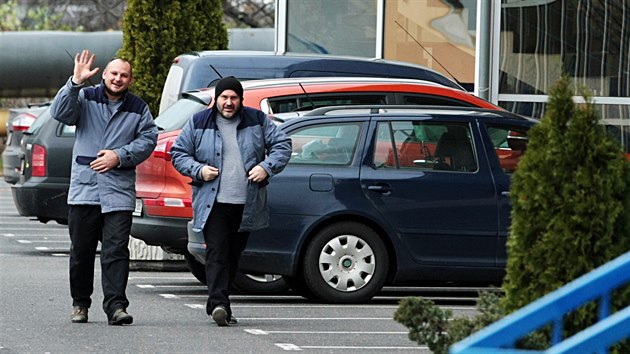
[{"xmin": 0, "ymin": 179, "xmax": 480, "ymax": 353}]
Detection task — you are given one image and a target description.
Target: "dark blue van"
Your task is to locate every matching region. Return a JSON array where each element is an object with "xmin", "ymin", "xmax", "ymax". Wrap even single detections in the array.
[{"xmin": 158, "ymin": 50, "xmax": 463, "ymax": 113}]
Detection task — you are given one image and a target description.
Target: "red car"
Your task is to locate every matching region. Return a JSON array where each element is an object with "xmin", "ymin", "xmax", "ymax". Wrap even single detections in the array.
[{"xmin": 131, "ymin": 77, "xmax": 503, "ymax": 292}]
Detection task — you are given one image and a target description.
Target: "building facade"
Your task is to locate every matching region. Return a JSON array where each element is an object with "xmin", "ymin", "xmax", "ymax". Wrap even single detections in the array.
[{"xmin": 275, "ymin": 0, "xmax": 629, "ymax": 153}]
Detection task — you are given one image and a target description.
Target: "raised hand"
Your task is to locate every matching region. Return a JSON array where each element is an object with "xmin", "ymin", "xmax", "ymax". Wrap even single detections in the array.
[{"xmin": 72, "ymin": 49, "xmax": 100, "ymax": 85}]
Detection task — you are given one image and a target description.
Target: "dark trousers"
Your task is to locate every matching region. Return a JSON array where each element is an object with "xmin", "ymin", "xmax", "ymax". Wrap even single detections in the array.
[
  {"xmin": 68, "ymin": 205, "xmax": 132, "ymax": 319},
  {"xmin": 203, "ymin": 202, "xmax": 249, "ymax": 317}
]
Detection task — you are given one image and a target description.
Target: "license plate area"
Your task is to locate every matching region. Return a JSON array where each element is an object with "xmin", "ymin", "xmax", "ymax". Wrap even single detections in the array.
[{"xmin": 133, "ymin": 199, "xmax": 143, "ymax": 216}]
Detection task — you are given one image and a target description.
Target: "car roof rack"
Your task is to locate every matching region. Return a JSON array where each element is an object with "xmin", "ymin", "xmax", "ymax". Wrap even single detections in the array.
[{"xmin": 303, "ymin": 104, "xmax": 496, "ymax": 116}]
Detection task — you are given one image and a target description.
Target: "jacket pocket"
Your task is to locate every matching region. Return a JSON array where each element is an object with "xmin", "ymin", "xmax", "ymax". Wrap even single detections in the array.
[{"xmin": 77, "ymin": 167, "xmax": 97, "ymax": 186}]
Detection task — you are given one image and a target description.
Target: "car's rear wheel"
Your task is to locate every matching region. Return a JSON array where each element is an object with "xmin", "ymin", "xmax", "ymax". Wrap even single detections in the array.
[
  {"xmin": 184, "ymin": 254, "xmax": 290, "ymax": 294},
  {"xmin": 302, "ymin": 221, "xmax": 389, "ymax": 303}
]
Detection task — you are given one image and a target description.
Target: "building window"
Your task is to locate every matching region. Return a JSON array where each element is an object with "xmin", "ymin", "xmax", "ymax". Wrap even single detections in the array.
[
  {"xmin": 383, "ymin": 0, "xmax": 478, "ymax": 90},
  {"xmin": 286, "ymin": 0, "xmax": 377, "ymax": 57},
  {"xmin": 500, "ymin": 0, "xmax": 629, "ymax": 99}
]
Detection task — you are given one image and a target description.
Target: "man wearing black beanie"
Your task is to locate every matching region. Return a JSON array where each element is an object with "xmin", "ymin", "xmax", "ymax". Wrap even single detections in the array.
[
  {"xmin": 213, "ymin": 76, "xmax": 243, "ymax": 112},
  {"xmin": 171, "ymin": 76, "xmax": 292, "ymax": 327}
]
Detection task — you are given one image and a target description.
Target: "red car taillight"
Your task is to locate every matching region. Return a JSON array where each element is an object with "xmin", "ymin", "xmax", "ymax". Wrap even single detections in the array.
[
  {"xmin": 32, "ymin": 144, "xmax": 46, "ymax": 177},
  {"xmin": 152, "ymin": 136, "xmax": 177, "ymax": 161},
  {"xmin": 13, "ymin": 113, "xmax": 37, "ymax": 132}
]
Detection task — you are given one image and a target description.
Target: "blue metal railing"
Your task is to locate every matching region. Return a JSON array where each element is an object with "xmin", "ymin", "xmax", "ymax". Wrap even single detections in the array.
[{"xmin": 450, "ymin": 250, "xmax": 630, "ymax": 354}]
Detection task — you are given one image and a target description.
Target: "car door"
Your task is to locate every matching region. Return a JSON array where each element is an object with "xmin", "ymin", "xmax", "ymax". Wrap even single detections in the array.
[
  {"xmin": 242, "ymin": 118, "xmax": 369, "ymax": 274},
  {"xmin": 360, "ymin": 115, "xmax": 500, "ymax": 267},
  {"xmin": 478, "ymin": 121, "xmax": 532, "ymax": 267}
]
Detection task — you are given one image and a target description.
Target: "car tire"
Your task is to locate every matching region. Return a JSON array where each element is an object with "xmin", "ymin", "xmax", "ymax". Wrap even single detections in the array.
[
  {"xmin": 283, "ymin": 276, "xmax": 317, "ymax": 300},
  {"xmin": 302, "ymin": 221, "xmax": 389, "ymax": 303},
  {"xmin": 184, "ymin": 254, "xmax": 291, "ymax": 294},
  {"xmin": 184, "ymin": 254, "xmax": 207, "ymax": 285},
  {"xmin": 232, "ymin": 272, "xmax": 291, "ymax": 295}
]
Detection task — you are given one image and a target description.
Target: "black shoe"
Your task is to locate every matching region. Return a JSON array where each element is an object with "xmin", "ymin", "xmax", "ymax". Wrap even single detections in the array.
[
  {"xmin": 211, "ymin": 306, "xmax": 229, "ymax": 326},
  {"xmin": 108, "ymin": 308, "xmax": 133, "ymax": 326},
  {"xmin": 71, "ymin": 306, "xmax": 88, "ymax": 323},
  {"xmin": 229, "ymin": 316, "xmax": 238, "ymax": 325}
]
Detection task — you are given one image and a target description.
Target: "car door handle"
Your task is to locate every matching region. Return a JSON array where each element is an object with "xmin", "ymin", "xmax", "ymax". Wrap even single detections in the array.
[
  {"xmin": 501, "ymin": 191, "xmax": 510, "ymax": 197},
  {"xmin": 367, "ymin": 184, "xmax": 393, "ymax": 193}
]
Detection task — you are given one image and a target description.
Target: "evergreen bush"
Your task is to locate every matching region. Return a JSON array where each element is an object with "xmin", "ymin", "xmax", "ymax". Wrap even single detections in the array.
[
  {"xmin": 501, "ymin": 75, "xmax": 630, "ymax": 349},
  {"xmin": 394, "ymin": 76, "xmax": 630, "ymax": 352},
  {"xmin": 117, "ymin": 0, "xmax": 228, "ymax": 114}
]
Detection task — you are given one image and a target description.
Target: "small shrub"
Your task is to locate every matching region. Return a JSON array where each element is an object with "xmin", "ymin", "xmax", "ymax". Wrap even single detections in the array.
[{"xmin": 394, "ymin": 291, "xmax": 502, "ymax": 354}]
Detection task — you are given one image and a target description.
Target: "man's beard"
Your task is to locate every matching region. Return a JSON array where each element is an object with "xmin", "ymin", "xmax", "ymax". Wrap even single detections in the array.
[{"xmin": 105, "ymin": 84, "xmax": 127, "ymax": 99}]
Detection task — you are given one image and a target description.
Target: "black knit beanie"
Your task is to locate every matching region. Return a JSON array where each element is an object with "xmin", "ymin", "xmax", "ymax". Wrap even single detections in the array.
[{"xmin": 214, "ymin": 76, "xmax": 243, "ymax": 102}]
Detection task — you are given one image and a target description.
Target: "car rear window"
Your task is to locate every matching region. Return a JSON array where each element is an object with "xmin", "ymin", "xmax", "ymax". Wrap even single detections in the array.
[
  {"xmin": 268, "ymin": 93, "xmax": 388, "ymax": 113},
  {"xmin": 154, "ymin": 97, "xmax": 210, "ymax": 132},
  {"xmin": 26, "ymin": 108, "xmax": 52, "ymax": 135},
  {"xmin": 401, "ymin": 94, "xmax": 475, "ymax": 107}
]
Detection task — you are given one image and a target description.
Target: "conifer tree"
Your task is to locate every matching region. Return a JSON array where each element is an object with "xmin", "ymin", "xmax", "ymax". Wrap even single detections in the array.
[
  {"xmin": 118, "ymin": 0, "xmax": 228, "ymax": 114},
  {"xmin": 501, "ymin": 75, "xmax": 630, "ymax": 347}
]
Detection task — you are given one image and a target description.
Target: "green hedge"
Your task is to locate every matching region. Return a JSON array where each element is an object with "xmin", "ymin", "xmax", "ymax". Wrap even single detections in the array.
[{"xmin": 118, "ymin": 0, "xmax": 228, "ymax": 115}]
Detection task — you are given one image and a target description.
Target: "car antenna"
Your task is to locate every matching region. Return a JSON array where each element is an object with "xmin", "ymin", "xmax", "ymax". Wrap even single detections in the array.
[
  {"xmin": 394, "ymin": 20, "xmax": 463, "ymax": 88},
  {"xmin": 298, "ymin": 83, "xmax": 317, "ymax": 111},
  {"xmin": 208, "ymin": 64, "xmax": 223, "ymax": 86},
  {"xmin": 64, "ymin": 49, "xmax": 96, "ymax": 87}
]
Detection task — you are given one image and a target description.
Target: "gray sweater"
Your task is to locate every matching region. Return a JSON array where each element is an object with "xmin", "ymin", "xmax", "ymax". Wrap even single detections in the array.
[{"xmin": 216, "ymin": 115, "xmax": 247, "ymax": 204}]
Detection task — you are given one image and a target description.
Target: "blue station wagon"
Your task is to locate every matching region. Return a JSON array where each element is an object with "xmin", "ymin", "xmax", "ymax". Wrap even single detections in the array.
[{"xmin": 188, "ymin": 106, "xmax": 536, "ymax": 303}]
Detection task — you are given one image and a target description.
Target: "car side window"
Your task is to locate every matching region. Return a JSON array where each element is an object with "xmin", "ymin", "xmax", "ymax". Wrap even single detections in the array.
[
  {"xmin": 268, "ymin": 93, "xmax": 387, "ymax": 113},
  {"xmin": 60, "ymin": 124, "xmax": 76, "ymax": 137},
  {"xmin": 373, "ymin": 121, "xmax": 477, "ymax": 172},
  {"xmin": 485, "ymin": 124, "xmax": 530, "ymax": 174},
  {"xmin": 401, "ymin": 94, "xmax": 473, "ymax": 107},
  {"xmin": 289, "ymin": 122, "xmax": 361, "ymax": 165}
]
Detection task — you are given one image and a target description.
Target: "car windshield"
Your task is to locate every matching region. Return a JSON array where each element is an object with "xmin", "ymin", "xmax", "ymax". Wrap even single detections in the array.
[
  {"xmin": 26, "ymin": 107, "xmax": 52, "ymax": 135},
  {"xmin": 154, "ymin": 97, "xmax": 209, "ymax": 132}
]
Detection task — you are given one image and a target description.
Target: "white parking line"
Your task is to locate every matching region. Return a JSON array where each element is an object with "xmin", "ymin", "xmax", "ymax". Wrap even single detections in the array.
[
  {"xmin": 0, "ymin": 228, "xmax": 67, "ymax": 231},
  {"xmin": 129, "ymin": 276, "xmax": 196, "ymax": 280},
  {"xmin": 290, "ymin": 344, "xmax": 427, "ymax": 350},
  {"xmin": 135, "ymin": 284, "xmax": 204, "ymax": 289},
  {"xmin": 184, "ymin": 303, "xmax": 475, "ymax": 311},
  {"xmin": 4, "ymin": 234, "xmax": 68, "ymax": 237},
  {"xmin": 184, "ymin": 303, "xmax": 400, "ymax": 309},
  {"xmin": 246, "ymin": 329, "xmax": 407, "ymax": 335},
  {"xmin": 184, "ymin": 311, "xmax": 395, "ymax": 320},
  {"xmin": 18, "ymin": 240, "xmax": 69, "ymax": 243}
]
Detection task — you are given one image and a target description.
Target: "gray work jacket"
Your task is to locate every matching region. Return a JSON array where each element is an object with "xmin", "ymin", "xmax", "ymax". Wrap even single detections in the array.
[
  {"xmin": 170, "ymin": 106, "xmax": 292, "ymax": 232},
  {"xmin": 50, "ymin": 78, "xmax": 158, "ymax": 213}
]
